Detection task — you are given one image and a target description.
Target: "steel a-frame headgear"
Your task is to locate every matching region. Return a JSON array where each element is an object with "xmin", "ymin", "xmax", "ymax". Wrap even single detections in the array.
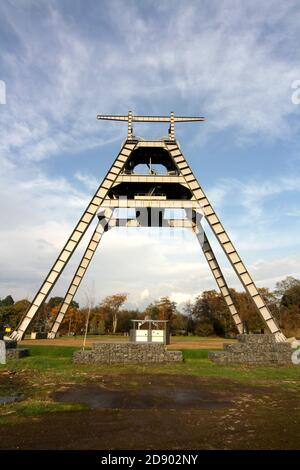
[{"xmin": 11, "ymin": 112, "xmax": 286, "ymax": 343}]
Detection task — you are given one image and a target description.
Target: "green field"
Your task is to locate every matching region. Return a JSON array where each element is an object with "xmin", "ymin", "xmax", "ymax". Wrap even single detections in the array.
[
  {"xmin": 0, "ymin": 343, "xmax": 299, "ymax": 449},
  {"xmin": 1, "ymin": 344, "xmax": 299, "ymax": 399}
]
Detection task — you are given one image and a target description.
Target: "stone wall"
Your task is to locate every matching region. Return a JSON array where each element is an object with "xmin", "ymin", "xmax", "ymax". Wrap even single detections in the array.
[
  {"xmin": 4, "ymin": 340, "xmax": 17, "ymax": 349},
  {"xmin": 74, "ymin": 342, "xmax": 183, "ymax": 365},
  {"xmin": 6, "ymin": 348, "xmax": 29, "ymax": 360},
  {"xmin": 209, "ymin": 334, "xmax": 293, "ymax": 365},
  {"xmin": 1, "ymin": 339, "xmax": 29, "ymax": 361}
]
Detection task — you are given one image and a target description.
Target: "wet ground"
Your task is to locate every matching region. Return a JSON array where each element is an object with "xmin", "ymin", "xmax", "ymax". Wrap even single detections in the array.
[
  {"xmin": 53, "ymin": 382, "xmax": 233, "ymax": 410},
  {"xmin": 0, "ymin": 374, "xmax": 300, "ymax": 450},
  {"xmin": 0, "ymin": 395, "xmax": 23, "ymax": 405}
]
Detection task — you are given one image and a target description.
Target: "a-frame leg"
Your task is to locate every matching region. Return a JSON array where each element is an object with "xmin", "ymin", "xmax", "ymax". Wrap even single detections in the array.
[
  {"xmin": 11, "ymin": 142, "xmax": 137, "ymax": 340},
  {"xmin": 167, "ymin": 142, "xmax": 285, "ymax": 342},
  {"xmin": 192, "ymin": 221, "xmax": 243, "ymax": 334},
  {"xmin": 48, "ymin": 209, "xmax": 113, "ymax": 338}
]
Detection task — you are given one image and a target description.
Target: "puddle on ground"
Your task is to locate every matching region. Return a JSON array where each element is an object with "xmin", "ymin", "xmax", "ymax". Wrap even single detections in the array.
[
  {"xmin": 0, "ymin": 395, "xmax": 23, "ymax": 405},
  {"xmin": 53, "ymin": 384, "xmax": 232, "ymax": 410}
]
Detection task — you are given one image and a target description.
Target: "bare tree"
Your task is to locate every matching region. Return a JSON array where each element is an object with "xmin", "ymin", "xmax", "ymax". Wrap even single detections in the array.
[{"xmin": 82, "ymin": 284, "xmax": 95, "ymax": 351}]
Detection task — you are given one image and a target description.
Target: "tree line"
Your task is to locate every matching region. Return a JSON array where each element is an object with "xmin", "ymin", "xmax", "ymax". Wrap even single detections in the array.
[{"xmin": 0, "ymin": 276, "xmax": 299, "ymax": 337}]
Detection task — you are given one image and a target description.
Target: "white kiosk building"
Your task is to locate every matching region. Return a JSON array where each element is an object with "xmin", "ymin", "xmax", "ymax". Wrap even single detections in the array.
[{"xmin": 130, "ymin": 319, "xmax": 170, "ymax": 345}]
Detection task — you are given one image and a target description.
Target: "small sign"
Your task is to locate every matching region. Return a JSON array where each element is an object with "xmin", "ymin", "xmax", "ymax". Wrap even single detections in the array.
[
  {"xmin": 0, "ymin": 340, "xmax": 6, "ymax": 365},
  {"xmin": 4, "ymin": 327, "xmax": 11, "ymax": 333}
]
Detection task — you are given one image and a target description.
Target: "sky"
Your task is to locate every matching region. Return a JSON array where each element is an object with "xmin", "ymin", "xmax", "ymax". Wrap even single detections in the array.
[{"xmin": 0, "ymin": 0, "xmax": 300, "ymax": 311}]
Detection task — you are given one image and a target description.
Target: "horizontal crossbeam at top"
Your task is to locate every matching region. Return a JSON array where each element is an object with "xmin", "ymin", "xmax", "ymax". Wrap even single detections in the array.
[{"xmin": 96, "ymin": 113, "xmax": 206, "ymax": 123}]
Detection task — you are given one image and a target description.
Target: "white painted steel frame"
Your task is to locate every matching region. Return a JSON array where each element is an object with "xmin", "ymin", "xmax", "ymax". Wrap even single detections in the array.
[{"xmin": 11, "ymin": 117, "xmax": 285, "ymax": 342}]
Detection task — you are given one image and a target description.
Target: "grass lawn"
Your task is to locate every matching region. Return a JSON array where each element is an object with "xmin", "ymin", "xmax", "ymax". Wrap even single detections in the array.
[
  {"xmin": 0, "ymin": 342, "xmax": 299, "ymax": 449},
  {"xmin": 1, "ymin": 343, "xmax": 299, "ymax": 392}
]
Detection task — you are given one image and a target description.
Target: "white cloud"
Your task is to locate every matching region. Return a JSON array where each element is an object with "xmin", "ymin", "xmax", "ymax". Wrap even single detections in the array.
[
  {"xmin": 0, "ymin": 158, "xmax": 299, "ymax": 307},
  {"xmin": 1, "ymin": 0, "xmax": 300, "ymax": 167},
  {"xmin": 249, "ymin": 254, "xmax": 300, "ymax": 287},
  {"xmin": 74, "ymin": 171, "xmax": 99, "ymax": 190},
  {"xmin": 208, "ymin": 174, "xmax": 300, "ymax": 222},
  {"xmin": 140, "ymin": 289, "xmax": 150, "ymax": 301},
  {"xmin": 0, "ymin": 1, "xmax": 299, "ymax": 309},
  {"xmin": 169, "ymin": 292, "xmax": 201, "ymax": 308},
  {"xmin": 286, "ymin": 209, "xmax": 300, "ymax": 217}
]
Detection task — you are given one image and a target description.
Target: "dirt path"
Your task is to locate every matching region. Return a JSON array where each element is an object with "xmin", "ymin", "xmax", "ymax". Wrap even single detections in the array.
[
  {"xmin": 20, "ymin": 337, "xmax": 232, "ymax": 349},
  {"xmin": 0, "ymin": 374, "xmax": 299, "ymax": 450}
]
